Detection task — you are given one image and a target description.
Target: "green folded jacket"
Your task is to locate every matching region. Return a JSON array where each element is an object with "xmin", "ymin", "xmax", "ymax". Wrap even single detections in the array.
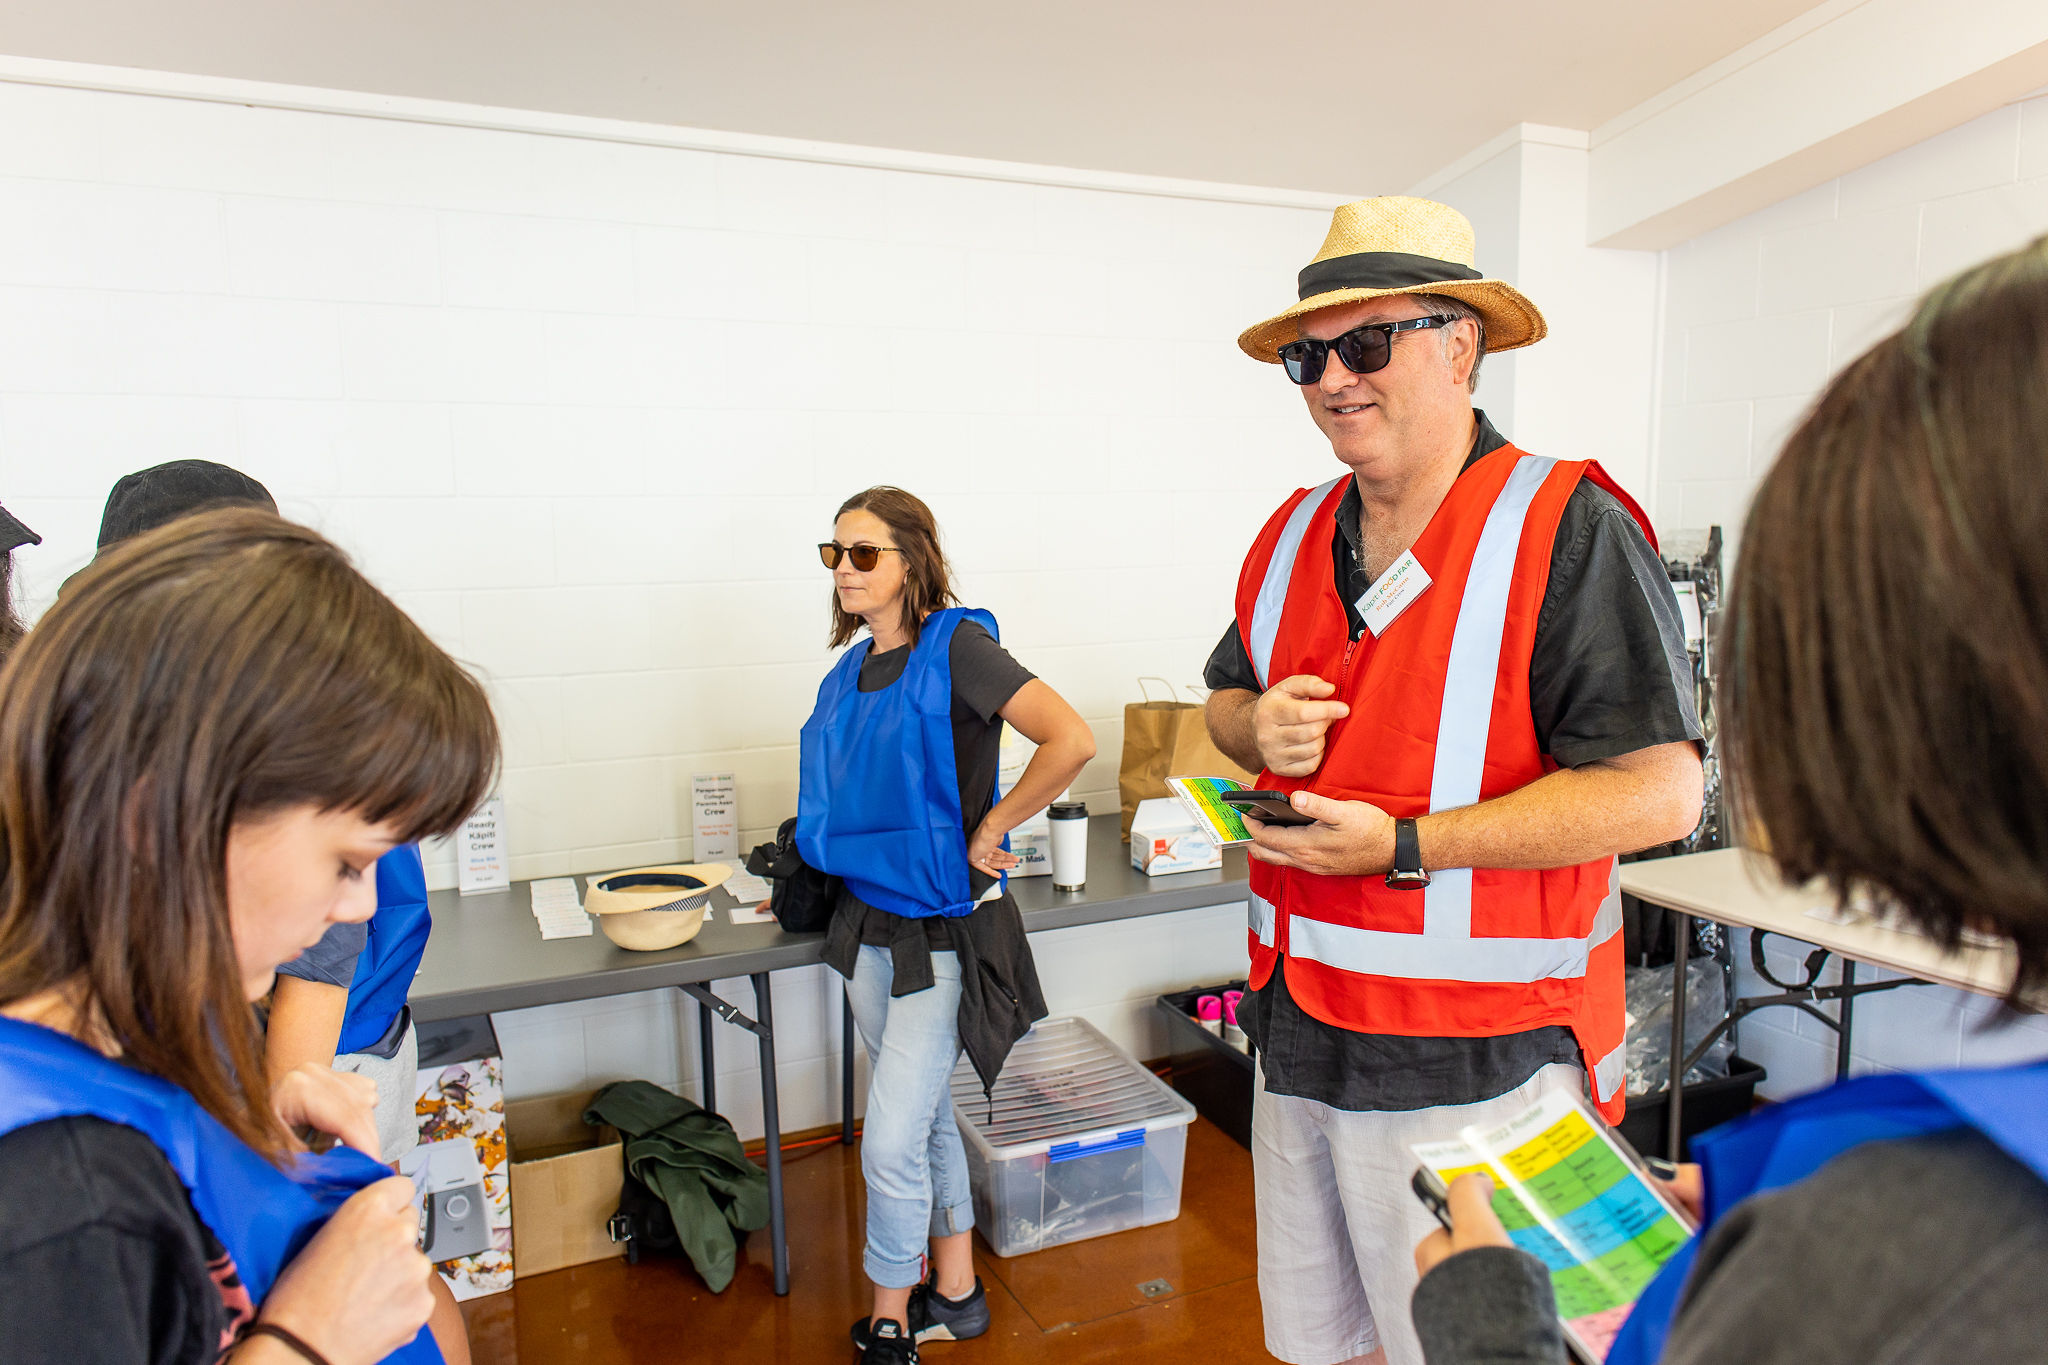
[{"xmin": 583, "ymin": 1080, "xmax": 770, "ymax": 1292}]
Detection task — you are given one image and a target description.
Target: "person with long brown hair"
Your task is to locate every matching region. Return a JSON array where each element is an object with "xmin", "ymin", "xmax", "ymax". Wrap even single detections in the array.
[
  {"xmin": 1407, "ymin": 238, "xmax": 2048, "ymax": 1363},
  {"xmin": 796, "ymin": 487, "xmax": 1095, "ymax": 1364},
  {"xmin": 0, "ymin": 508, "xmax": 499, "ymax": 1365}
]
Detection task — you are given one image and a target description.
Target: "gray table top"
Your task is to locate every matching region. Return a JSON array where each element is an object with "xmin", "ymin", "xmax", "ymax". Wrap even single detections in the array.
[{"xmin": 411, "ymin": 812, "xmax": 1250, "ymax": 1020}]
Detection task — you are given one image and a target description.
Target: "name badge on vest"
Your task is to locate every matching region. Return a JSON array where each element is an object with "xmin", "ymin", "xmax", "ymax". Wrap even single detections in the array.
[{"xmin": 1358, "ymin": 550, "xmax": 1432, "ymax": 636}]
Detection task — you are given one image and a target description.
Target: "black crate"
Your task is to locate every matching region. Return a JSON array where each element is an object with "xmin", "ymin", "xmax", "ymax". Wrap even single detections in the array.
[
  {"xmin": 1619, "ymin": 1055, "xmax": 1768, "ymax": 1160},
  {"xmin": 1155, "ymin": 983, "xmax": 1254, "ymax": 1149}
]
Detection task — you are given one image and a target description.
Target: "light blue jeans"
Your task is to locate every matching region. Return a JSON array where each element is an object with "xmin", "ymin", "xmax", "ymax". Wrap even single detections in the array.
[{"xmin": 845, "ymin": 943, "xmax": 976, "ymax": 1288}]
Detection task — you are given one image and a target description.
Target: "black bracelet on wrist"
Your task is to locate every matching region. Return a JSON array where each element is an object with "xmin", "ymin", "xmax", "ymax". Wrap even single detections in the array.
[{"xmin": 241, "ymin": 1322, "xmax": 335, "ymax": 1365}]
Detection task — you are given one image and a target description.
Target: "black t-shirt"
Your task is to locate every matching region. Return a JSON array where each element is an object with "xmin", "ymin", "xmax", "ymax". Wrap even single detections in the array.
[
  {"xmin": 0, "ymin": 1116, "xmax": 239, "ymax": 1365},
  {"xmin": 1206, "ymin": 411, "xmax": 1702, "ymax": 1111},
  {"xmin": 852, "ymin": 619, "xmax": 1036, "ymax": 880},
  {"xmin": 825, "ymin": 619, "xmax": 1038, "ymax": 991},
  {"xmin": 274, "ymin": 920, "xmax": 365, "ymax": 990}
]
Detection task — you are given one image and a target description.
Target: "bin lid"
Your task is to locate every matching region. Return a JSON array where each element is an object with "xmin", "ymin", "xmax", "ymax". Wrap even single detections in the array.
[{"xmin": 951, "ymin": 1015, "xmax": 1194, "ymax": 1154}]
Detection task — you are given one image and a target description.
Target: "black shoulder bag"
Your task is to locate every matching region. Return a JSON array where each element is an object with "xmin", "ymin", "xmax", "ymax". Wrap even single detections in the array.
[{"xmin": 744, "ymin": 816, "xmax": 841, "ymax": 934}]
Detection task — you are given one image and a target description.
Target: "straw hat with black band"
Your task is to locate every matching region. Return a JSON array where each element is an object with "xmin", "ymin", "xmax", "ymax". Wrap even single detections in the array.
[{"xmin": 1237, "ymin": 196, "xmax": 1547, "ymax": 363}]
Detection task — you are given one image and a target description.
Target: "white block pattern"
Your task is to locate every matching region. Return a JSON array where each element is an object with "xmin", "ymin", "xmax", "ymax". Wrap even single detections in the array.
[
  {"xmin": 1656, "ymin": 93, "xmax": 2048, "ymax": 569},
  {"xmin": 1657, "ymin": 94, "xmax": 2048, "ymax": 1082},
  {"xmin": 1727, "ymin": 930, "xmax": 2048, "ymax": 1103},
  {"xmin": 0, "ymin": 80, "xmax": 1291, "ymax": 1131}
]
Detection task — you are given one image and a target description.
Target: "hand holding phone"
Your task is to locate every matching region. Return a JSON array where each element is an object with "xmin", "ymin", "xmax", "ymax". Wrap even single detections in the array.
[
  {"xmin": 1412, "ymin": 1169, "xmax": 1513, "ymax": 1278},
  {"xmin": 1412, "ymin": 1166, "xmax": 1454, "ymax": 1231},
  {"xmin": 1220, "ymin": 789, "xmax": 1318, "ymax": 827}
]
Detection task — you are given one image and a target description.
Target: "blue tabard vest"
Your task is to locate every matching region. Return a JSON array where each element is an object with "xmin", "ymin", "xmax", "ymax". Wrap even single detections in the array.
[
  {"xmin": 337, "ymin": 844, "xmax": 432, "ymax": 1056},
  {"xmin": 796, "ymin": 607, "xmax": 1001, "ymax": 919},
  {"xmin": 0, "ymin": 1016, "xmax": 442, "ymax": 1362},
  {"xmin": 1608, "ymin": 1059, "xmax": 2048, "ymax": 1364}
]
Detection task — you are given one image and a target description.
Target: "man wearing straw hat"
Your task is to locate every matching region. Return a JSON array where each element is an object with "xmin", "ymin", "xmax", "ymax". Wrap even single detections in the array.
[{"xmin": 1203, "ymin": 197, "xmax": 1703, "ymax": 1365}]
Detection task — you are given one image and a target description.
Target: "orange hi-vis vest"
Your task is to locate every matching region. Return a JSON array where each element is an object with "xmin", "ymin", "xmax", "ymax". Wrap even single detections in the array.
[{"xmin": 1232, "ymin": 443, "xmax": 1654, "ymax": 1121}]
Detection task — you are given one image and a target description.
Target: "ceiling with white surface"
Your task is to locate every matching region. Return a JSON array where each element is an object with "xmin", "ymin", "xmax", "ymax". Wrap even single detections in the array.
[{"xmin": 0, "ymin": 0, "xmax": 1830, "ymax": 195}]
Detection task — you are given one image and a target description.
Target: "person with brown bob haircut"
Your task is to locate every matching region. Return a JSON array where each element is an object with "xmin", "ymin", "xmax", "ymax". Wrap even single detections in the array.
[
  {"xmin": 1408, "ymin": 236, "xmax": 2048, "ymax": 1363},
  {"xmin": 0, "ymin": 508, "xmax": 500, "ymax": 1365}
]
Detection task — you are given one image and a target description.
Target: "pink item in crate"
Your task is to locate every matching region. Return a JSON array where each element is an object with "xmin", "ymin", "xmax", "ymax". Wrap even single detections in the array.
[
  {"xmin": 1221, "ymin": 991, "xmax": 1248, "ymax": 1053},
  {"xmin": 1194, "ymin": 994, "xmax": 1224, "ymax": 1036}
]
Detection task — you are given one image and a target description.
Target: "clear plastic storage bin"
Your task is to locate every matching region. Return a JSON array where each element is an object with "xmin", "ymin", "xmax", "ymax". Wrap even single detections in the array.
[{"xmin": 950, "ymin": 1015, "xmax": 1196, "ymax": 1257}]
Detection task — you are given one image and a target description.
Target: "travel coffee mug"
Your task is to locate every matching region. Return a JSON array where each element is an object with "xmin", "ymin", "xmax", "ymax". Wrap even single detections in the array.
[{"xmin": 1048, "ymin": 799, "xmax": 1088, "ymax": 890}]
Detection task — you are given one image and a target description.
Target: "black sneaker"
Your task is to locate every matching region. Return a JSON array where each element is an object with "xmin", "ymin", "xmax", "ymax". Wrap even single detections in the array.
[
  {"xmin": 857, "ymin": 1317, "xmax": 918, "ymax": 1363},
  {"xmin": 909, "ymin": 1276, "xmax": 990, "ymax": 1343},
  {"xmin": 852, "ymin": 1276, "xmax": 991, "ymax": 1349}
]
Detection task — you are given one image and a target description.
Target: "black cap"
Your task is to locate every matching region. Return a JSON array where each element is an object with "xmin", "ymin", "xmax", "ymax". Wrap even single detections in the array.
[
  {"xmin": 0, "ymin": 503, "xmax": 40, "ymax": 556},
  {"xmin": 96, "ymin": 460, "xmax": 277, "ymax": 550}
]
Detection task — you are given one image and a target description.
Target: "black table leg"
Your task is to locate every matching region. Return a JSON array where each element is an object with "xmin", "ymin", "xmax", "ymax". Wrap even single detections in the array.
[
  {"xmin": 1836, "ymin": 959, "xmax": 1856, "ymax": 1080},
  {"xmin": 698, "ymin": 998, "xmax": 716, "ymax": 1114},
  {"xmin": 1667, "ymin": 910, "xmax": 1689, "ymax": 1161},
  {"xmin": 752, "ymin": 973, "xmax": 789, "ymax": 1296},
  {"xmin": 842, "ymin": 988, "xmax": 857, "ymax": 1145},
  {"xmin": 680, "ymin": 979, "xmax": 790, "ymax": 1296}
]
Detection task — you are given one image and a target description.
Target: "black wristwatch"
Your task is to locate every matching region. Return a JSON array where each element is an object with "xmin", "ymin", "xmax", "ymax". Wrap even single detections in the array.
[{"xmin": 1385, "ymin": 817, "xmax": 1430, "ymax": 890}]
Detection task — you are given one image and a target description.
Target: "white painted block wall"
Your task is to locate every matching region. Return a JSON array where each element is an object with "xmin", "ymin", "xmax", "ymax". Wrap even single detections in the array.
[
  {"xmin": 0, "ymin": 78, "xmax": 1315, "ymax": 1135},
  {"xmin": 1655, "ymin": 93, "xmax": 2048, "ymax": 1094}
]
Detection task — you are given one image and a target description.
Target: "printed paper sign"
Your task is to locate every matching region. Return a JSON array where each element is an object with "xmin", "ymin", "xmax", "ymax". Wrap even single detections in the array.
[
  {"xmin": 456, "ymin": 796, "xmax": 510, "ymax": 895},
  {"xmin": 691, "ymin": 772, "xmax": 739, "ymax": 863}
]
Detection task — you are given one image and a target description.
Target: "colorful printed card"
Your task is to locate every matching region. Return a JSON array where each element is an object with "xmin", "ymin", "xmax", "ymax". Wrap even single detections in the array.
[
  {"xmin": 1411, "ymin": 1090, "xmax": 1695, "ymax": 1362},
  {"xmin": 1164, "ymin": 775, "xmax": 1255, "ymax": 846}
]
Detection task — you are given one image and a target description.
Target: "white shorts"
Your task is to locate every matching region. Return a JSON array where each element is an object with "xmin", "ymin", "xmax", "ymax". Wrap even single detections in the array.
[
  {"xmin": 1252, "ymin": 1061, "xmax": 1586, "ymax": 1365},
  {"xmin": 333, "ymin": 1016, "xmax": 421, "ymax": 1164}
]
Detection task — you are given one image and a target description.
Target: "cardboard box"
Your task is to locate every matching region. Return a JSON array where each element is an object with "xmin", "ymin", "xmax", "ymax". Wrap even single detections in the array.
[
  {"xmin": 1129, "ymin": 797, "xmax": 1222, "ymax": 876},
  {"xmin": 506, "ymin": 1090, "xmax": 627, "ymax": 1278}
]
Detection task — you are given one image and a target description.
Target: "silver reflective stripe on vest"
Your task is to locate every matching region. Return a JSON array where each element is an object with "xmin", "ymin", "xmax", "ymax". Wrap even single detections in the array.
[
  {"xmin": 1589, "ymin": 1038, "xmax": 1627, "ymax": 1103},
  {"xmin": 1247, "ymin": 476, "xmax": 1347, "ymax": 690},
  {"xmin": 1422, "ymin": 454, "xmax": 1557, "ymax": 937},
  {"xmin": 1287, "ymin": 889, "xmax": 1623, "ymax": 984},
  {"xmin": 1249, "ymin": 889, "xmax": 1277, "ymax": 946}
]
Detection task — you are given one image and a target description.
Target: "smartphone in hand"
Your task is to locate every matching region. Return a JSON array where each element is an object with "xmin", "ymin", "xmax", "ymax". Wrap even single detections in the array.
[
  {"xmin": 1411, "ymin": 1166, "xmax": 1454, "ymax": 1232},
  {"xmin": 1220, "ymin": 789, "xmax": 1317, "ymax": 827}
]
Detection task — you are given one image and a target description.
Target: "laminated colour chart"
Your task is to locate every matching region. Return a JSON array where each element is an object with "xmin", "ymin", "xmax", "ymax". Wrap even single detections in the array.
[
  {"xmin": 1164, "ymin": 775, "xmax": 1253, "ymax": 845},
  {"xmin": 1412, "ymin": 1091, "xmax": 1694, "ymax": 1361}
]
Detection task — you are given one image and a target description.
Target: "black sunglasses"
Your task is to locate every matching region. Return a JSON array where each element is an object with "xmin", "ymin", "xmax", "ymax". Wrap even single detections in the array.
[
  {"xmin": 819, "ymin": 541, "xmax": 903, "ymax": 572},
  {"xmin": 1278, "ymin": 315, "xmax": 1453, "ymax": 385}
]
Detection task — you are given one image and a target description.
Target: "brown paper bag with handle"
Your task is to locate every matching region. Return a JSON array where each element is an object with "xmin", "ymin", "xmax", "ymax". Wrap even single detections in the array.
[{"xmin": 1119, "ymin": 678, "xmax": 1255, "ymax": 839}]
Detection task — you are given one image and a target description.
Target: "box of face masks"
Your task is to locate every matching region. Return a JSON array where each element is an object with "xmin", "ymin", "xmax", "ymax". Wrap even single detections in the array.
[
  {"xmin": 1129, "ymin": 797, "xmax": 1222, "ymax": 876},
  {"xmin": 1007, "ymin": 811, "xmax": 1052, "ymax": 877},
  {"xmin": 998, "ymin": 725, "xmax": 1051, "ymax": 877}
]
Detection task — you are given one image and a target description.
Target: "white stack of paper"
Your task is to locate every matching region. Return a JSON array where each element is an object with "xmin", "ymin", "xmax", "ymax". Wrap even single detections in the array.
[
  {"xmin": 529, "ymin": 877, "xmax": 592, "ymax": 939},
  {"xmin": 723, "ymin": 868, "xmax": 775, "ymax": 924}
]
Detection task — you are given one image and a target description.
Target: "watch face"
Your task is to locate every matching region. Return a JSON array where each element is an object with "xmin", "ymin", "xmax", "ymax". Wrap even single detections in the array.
[{"xmin": 1385, "ymin": 869, "xmax": 1431, "ymax": 891}]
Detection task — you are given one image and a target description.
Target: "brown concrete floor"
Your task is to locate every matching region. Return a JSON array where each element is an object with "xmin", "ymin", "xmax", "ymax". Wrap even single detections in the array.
[{"xmin": 460, "ymin": 1117, "xmax": 1263, "ymax": 1364}]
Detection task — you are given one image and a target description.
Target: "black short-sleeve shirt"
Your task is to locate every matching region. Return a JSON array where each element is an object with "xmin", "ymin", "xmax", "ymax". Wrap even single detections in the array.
[
  {"xmin": 273, "ymin": 920, "xmax": 366, "ymax": 990},
  {"xmin": 1206, "ymin": 411, "xmax": 1702, "ymax": 1112},
  {"xmin": 0, "ymin": 1117, "xmax": 231, "ymax": 1365},
  {"xmin": 821, "ymin": 619, "xmax": 1039, "ymax": 993}
]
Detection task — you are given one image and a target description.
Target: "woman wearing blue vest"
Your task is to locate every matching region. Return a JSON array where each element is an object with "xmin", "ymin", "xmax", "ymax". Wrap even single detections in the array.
[
  {"xmin": 0, "ymin": 509, "xmax": 499, "ymax": 1365},
  {"xmin": 1407, "ymin": 239, "xmax": 2048, "ymax": 1362},
  {"xmin": 797, "ymin": 487, "xmax": 1095, "ymax": 1365}
]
